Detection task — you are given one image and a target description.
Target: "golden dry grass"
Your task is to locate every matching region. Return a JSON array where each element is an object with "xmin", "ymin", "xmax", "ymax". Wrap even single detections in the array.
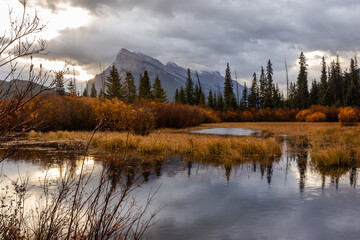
[
  {"xmin": 26, "ymin": 122, "xmax": 360, "ymax": 167},
  {"xmin": 26, "ymin": 128, "xmax": 281, "ymax": 164}
]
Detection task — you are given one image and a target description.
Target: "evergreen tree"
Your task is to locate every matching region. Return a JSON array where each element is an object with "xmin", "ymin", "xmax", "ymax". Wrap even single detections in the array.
[
  {"xmin": 152, "ymin": 76, "xmax": 167, "ymax": 102},
  {"xmin": 90, "ymin": 82, "xmax": 97, "ymax": 98},
  {"xmin": 55, "ymin": 71, "xmax": 65, "ymax": 96},
  {"xmin": 259, "ymin": 66, "xmax": 266, "ymax": 108},
  {"xmin": 139, "ymin": 71, "xmax": 152, "ymax": 99},
  {"xmin": 248, "ymin": 73, "xmax": 259, "ymax": 108},
  {"xmin": 296, "ymin": 52, "xmax": 309, "ymax": 109},
  {"xmin": 223, "ymin": 63, "xmax": 236, "ymax": 110},
  {"xmin": 346, "ymin": 58, "xmax": 359, "ymax": 106},
  {"xmin": 174, "ymin": 89, "xmax": 179, "ymax": 103},
  {"xmin": 185, "ymin": 68, "xmax": 195, "ymax": 105},
  {"xmin": 263, "ymin": 60, "xmax": 274, "ymax": 108},
  {"xmin": 287, "ymin": 82, "xmax": 297, "ymax": 109},
  {"xmin": 123, "ymin": 72, "xmax": 137, "ymax": 103},
  {"xmin": 272, "ymin": 84, "xmax": 282, "ymax": 108},
  {"xmin": 179, "ymin": 86, "xmax": 186, "ymax": 104},
  {"xmin": 217, "ymin": 93, "xmax": 224, "ymax": 111},
  {"xmin": 318, "ymin": 57, "xmax": 329, "ymax": 105},
  {"xmin": 207, "ymin": 90, "xmax": 215, "ymax": 108},
  {"xmin": 239, "ymin": 82, "xmax": 248, "ymax": 110},
  {"xmin": 82, "ymin": 86, "xmax": 88, "ymax": 97},
  {"xmin": 105, "ymin": 65, "xmax": 122, "ymax": 99},
  {"xmin": 194, "ymin": 85, "xmax": 200, "ymax": 105},
  {"xmin": 199, "ymin": 92, "xmax": 206, "ymax": 105},
  {"xmin": 67, "ymin": 79, "xmax": 76, "ymax": 95},
  {"xmin": 309, "ymin": 80, "xmax": 319, "ymax": 105},
  {"xmin": 328, "ymin": 56, "xmax": 344, "ymax": 106}
]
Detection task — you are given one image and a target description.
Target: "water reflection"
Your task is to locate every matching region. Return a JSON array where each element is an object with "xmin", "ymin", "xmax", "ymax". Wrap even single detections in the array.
[
  {"xmin": 190, "ymin": 128, "xmax": 259, "ymax": 136},
  {"xmin": 1, "ymin": 139, "xmax": 360, "ymax": 239}
]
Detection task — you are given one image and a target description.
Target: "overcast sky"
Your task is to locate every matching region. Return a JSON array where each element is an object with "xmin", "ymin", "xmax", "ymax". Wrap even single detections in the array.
[{"xmin": 1, "ymin": 0, "xmax": 360, "ymax": 90}]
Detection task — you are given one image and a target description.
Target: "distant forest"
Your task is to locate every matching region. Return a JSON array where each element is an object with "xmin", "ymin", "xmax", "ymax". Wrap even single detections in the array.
[
  {"xmin": 175, "ymin": 52, "xmax": 360, "ymax": 111},
  {"xmin": 55, "ymin": 52, "xmax": 360, "ymax": 112}
]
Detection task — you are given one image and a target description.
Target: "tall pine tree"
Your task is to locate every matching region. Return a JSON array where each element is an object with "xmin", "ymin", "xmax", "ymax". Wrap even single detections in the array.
[
  {"xmin": 296, "ymin": 52, "xmax": 309, "ymax": 109},
  {"xmin": 90, "ymin": 82, "xmax": 97, "ymax": 98},
  {"xmin": 318, "ymin": 57, "xmax": 329, "ymax": 106},
  {"xmin": 223, "ymin": 63, "xmax": 237, "ymax": 110},
  {"xmin": 185, "ymin": 68, "xmax": 195, "ymax": 105},
  {"xmin": 139, "ymin": 71, "xmax": 152, "ymax": 99},
  {"xmin": 106, "ymin": 65, "xmax": 122, "ymax": 99},
  {"xmin": 123, "ymin": 72, "xmax": 137, "ymax": 103},
  {"xmin": 248, "ymin": 73, "xmax": 259, "ymax": 108},
  {"xmin": 152, "ymin": 76, "xmax": 167, "ymax": 102}
]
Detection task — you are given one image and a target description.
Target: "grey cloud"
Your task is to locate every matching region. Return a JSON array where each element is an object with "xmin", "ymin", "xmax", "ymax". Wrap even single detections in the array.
[{"xmin": 33, "ymin": 0, "xmax": 360, "ymax": 86}]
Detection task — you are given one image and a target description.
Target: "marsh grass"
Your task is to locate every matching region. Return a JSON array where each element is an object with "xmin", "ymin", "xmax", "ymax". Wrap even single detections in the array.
[{"xmin": 25, "ymin": 129, "xmax": 282, "ymax": 165}]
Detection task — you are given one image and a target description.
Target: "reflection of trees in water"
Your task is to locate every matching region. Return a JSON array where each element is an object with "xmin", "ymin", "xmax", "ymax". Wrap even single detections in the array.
[
  {"xmin": 225, "ymin": 164, "xmax": 232, "ymax": 183},
  {"xmin": 297, "ymin": 151, "xmax": 308, "ymax": 193},
  {"xmin": 141, "ymin": 162, "xmax": 152, "ymax": 182},
  {"xmin": 187, "ymin": 161, "xmax": 192, "ymax": 177},
  {"xmin": 349, "ymin": 167, "xmax": 357, "ymax": 187}
]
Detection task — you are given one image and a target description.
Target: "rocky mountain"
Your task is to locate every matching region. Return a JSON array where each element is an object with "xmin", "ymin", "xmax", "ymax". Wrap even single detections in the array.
[
  {"xmin": 0, "ymin": 79, "xmax": 55, "ymax": 98},
  {"xmin": 88, "ymin": 48, "xmax": 244, "ymax": 101}
]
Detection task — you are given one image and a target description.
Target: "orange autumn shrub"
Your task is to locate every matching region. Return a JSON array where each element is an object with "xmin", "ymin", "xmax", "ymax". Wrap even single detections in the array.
[
  {"xmin": 199, "ymin": 107, "xmax": 221, "ymax": 123},
  {"xmin": 152, "ymin": 103, "xmax": 206, "ymax": 128},
  {"xmin": 338, "ymin": 107, "xmax": 358, "ymax": 126},
  {"xmin": 305, "ymin": 112, "xmax": 326, "ymax": 122},
  {"xmin": 296, "ymin": 109, "xmax": 311, "ymax": 122},
  {"xmin": 240, "ymin": 110, "xmax": 254, "ymax": 122}
]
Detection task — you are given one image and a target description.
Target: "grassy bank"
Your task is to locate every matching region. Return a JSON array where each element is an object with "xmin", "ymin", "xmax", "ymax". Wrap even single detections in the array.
[{"xmin": 26, "ymin": 128, "xmax": 281, "ymax": 164}]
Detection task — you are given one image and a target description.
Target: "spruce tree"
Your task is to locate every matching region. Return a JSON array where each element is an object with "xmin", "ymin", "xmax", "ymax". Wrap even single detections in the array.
[
  {"xmin": 239, "ymin": 82, "xmax": 248, "ymax": 110},
  {"xmin": 309, "ymin": 80, "xmax": 319, "ymax": 105},
  {"xmin": 139, "ymin": 71, "xmax": 152, "ymax": 99},
  {"xmin": 55, "ymin": 71, "xmax": 65, "ymax": 96},
  {"xmin": 318, "ymin": 57, "xmax": 328, "ymax": 105},
  {"xmin": 179, "ymin": 86, "xmax": 186, "ymax": 104},
  {"xmin": 329, "ymin": 56, "xmax": 344, "ymax": 106},
  {"xmin": 207, "ymin": 90, "xmax": 215, "ymax": 109},
  {"xmin": 123, "ymin": 72, "xmax": 137, "ymax": 103},
  {"xmin": 259, "ymin": 66, "xmax": 266, "ymax": 108},
  {"xmin": 174, "ymin": 89, "xmax": 179, "ymax": 103},
  {"xmin": 106, "ymin": 65, "xmax": 122, "ymax": 99},
  {"xmin": 152, "ymin": 76, "xmax": 167, "ymax": 102},
  {"xmin": 185, "ymin": 68, "xmax": 195, "ymax": 105},
  {"xmin": 296, "ymin": 52, "xmax": 309, "ymax": 109},
  {"xmin": 263, "ymin": 60, "xmax": 274, "ymax": 108},
  {"xmin": 223, "ymin": 63, "xmax": 236, "ymax": 110},
  {"xmin": 272, "ymin": 84, "xmax": 282, "ymax": 108},
  {"xmin": 194, "ymin": 85, "xmax": 200, "ymax": 105},
  {"xmin": 217, "ymin": 93, "xmax": 224, "ymax": 111},
  {"xmin": 248, "ymin": 73, "xmax": 258, "ymax": 108},
  {"xmin": 199, "ymin": 92, "xmax": 205, "ymax": 105},
  {"xmin": 90, "ymin": 83, "xmax": 97, "ymax": 98},
  {"xmin": 67, "ymin": 79, "xmax": 76, "ymax": 95},
  {"xmin": 82, "ymin": 87, "xmax": 88, "ymax": 97},
  {"xmin": 346, "ymin": 58, "xmax": 358, "ymax": 106}
]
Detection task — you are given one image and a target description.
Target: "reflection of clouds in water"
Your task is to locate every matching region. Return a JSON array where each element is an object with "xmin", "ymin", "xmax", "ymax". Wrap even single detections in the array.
[{"xmin": 36, "ymin": 156, "xmax": 95, "ymax": 180}]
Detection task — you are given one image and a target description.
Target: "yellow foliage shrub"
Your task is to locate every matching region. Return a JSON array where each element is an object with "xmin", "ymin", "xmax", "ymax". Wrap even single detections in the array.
[
  {"xmin": 305, "ymin": 112, "xmax": 326, "ymax": 122},
  {"xmin": 295, "ymin": 109, "xmax": 311, "ymax": 122},
  {"xmin": 338, "ymin": 107, "xmax": 358, "ymax": 126}
]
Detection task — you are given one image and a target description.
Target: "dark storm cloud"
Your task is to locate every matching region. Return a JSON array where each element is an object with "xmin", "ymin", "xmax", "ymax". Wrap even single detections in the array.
[{"xmin": 35, "ymin": 0, "xmax": 360, "ymax": 84}]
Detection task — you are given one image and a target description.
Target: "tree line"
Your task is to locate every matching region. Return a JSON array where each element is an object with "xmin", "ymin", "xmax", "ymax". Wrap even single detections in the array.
[
  {"xmin": 54, "ymin": 65, "xmax": 168, "ymax": 103},
  {"xmin": 175, "ymin": 52, "xmax": 360, "ymax": 111}
]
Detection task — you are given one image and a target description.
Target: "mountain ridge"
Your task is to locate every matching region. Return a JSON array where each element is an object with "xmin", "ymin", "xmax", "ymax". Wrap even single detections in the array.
[{"xmin": 88, "ymin": 48, "xmax": 244, "ymax": 100}]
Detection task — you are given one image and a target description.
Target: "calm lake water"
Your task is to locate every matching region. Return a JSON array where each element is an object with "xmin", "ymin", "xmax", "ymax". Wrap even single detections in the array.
[
  {"xmin": 190, "ymin": 127, "xmax": 259, "ymax": 136},
  {"xmin": 1, "ymin": 129, "xmax": 360, "ymax": 240}
]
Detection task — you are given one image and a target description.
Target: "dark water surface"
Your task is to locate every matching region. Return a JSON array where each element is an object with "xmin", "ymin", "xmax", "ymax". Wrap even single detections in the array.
[{"xmin": 1, "ymin": 130, "xmax": 360, "ymax": 239}]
